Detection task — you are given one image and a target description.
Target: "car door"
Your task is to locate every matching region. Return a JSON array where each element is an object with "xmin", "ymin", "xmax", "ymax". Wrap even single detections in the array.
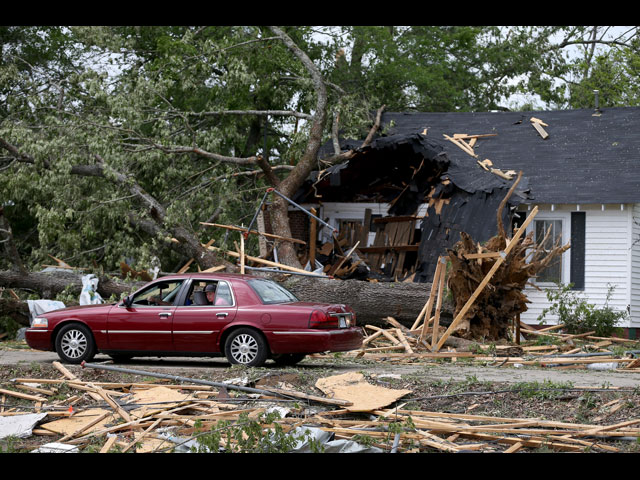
[
  {"xmin": 171, "ymin": 279, "xmax": 237, "ymax": 353},
  {"xmin": 107, "ymin": 279, "xmax": 184, "ymax": 352}
]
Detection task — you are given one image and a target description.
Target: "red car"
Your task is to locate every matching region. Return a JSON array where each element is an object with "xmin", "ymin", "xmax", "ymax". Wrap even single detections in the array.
[{"xmin": 25, "ymin": 273, "xmax": 363, "ymax": 367}]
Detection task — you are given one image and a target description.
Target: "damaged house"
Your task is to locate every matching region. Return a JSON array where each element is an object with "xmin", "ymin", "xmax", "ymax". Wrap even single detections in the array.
[{"xmin": 292, "ymin": 106, "xmax": 640, "ymax": 337}]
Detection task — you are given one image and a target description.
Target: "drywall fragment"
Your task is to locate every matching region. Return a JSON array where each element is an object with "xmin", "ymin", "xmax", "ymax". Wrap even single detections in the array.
[
  {"xmin": 31, "ymin": 442, "xmax": 79, "ymax": 453},
  {"xmin": 0, "ymin": 413, "xmax": 47, "ymax": 439}
]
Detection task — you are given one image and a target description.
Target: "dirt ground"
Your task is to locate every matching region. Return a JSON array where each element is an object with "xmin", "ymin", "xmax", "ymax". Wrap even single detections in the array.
[{"xmin": 2, "ymin": 342, "xmax": 640, "ymax": 453}]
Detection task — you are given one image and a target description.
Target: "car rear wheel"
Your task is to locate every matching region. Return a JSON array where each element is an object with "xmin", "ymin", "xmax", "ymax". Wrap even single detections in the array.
[
  {"xmin": 55, "ymin": 323, "xmax": 96, "ymax": 364},
  {"xmin": 272, "ymin": 353, "xmax": 306, "ymax": 366},
  {"xmin": 224, "ymin": 328, "xmax": 268, "ymax": 367}
]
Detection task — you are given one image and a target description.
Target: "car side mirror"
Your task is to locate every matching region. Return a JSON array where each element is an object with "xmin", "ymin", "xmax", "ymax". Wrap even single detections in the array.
[{"xmin": 123, "ymin": 296, "xmax": 133, "ymax": 308}]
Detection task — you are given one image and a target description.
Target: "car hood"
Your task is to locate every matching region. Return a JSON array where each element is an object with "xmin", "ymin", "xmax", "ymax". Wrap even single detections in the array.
[{"xmin": 39, "ymin": 303, "xmax": 117, "ymax": 317}]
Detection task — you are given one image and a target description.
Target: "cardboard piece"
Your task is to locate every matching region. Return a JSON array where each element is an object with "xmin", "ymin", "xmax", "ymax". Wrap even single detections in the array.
[{"xmin": 315, "ymin": 372, "xmax": 411, "ymax": 412}]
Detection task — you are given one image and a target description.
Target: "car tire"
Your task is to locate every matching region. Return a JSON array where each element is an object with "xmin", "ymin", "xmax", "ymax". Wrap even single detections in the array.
[
  {"xmin": 224, "ymin": 328, "xmax": 268, "ymax": 367},
  {"xmin": 272, "ymin": 353, "xmax": 306, "ymax": 366},
  {"xmin": 55, "ymin": 323, "xmax": 96, "ymax": 364}
]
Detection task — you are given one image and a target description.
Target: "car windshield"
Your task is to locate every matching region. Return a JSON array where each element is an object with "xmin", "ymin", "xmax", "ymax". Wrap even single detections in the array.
[{"xmin": 248, "ymin": 279, "xmax": 298, "ymax": 304}]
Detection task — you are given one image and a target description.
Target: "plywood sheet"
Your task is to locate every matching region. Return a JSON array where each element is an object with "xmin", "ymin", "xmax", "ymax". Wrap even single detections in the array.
[
  {"xmin": 129, "ymin": 386, "xmax": 194, "ymax": 419},
  {"xmin": 39, "ymin": 408, "xmax": 115, "ymax": 435},
  {"xmin": 315, "ymin": 372, "xmax": 411, "ymax": 412}
]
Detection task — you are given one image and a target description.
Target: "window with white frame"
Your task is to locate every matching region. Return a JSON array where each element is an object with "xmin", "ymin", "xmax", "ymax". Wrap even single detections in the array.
[{"xmin": 528, "ymin": 211, "xmax": 570, "ymax": 285}]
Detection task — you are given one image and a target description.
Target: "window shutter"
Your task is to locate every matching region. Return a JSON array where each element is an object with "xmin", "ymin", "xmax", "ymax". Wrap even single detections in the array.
[{"xmin": 570, "ymin": 212, "xmax": 586, "ymax": 290}]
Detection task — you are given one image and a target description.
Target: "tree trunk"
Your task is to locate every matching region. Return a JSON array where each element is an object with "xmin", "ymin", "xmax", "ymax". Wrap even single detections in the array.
[
  {"xmin": 0, "ymin": 269, "xmax": 144, "ymax": 301},
  {"xmin": 279, "ymin": 275, "xmax": 452, "ymax": 327}
]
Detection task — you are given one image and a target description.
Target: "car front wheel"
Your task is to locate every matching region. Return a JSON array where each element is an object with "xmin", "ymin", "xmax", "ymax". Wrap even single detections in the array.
[
  {"xmin": 55, "ymin": 323, "xmax": 96, "ymax": 364},
  {"xmin": 224, "ymin": 328, "xmax": 268, "ymax": 367}
]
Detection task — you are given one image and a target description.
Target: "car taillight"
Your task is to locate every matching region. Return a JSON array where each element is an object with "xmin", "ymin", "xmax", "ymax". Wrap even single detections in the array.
[{"xmin": 309, "ymin": 310, "xmax": 339, "ymax": 329}]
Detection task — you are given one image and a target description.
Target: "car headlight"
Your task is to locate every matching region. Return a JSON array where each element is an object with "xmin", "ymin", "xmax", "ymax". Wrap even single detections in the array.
[{"xmin": 31, "ymin": 317, "xmax": 48, "ymax": 328}]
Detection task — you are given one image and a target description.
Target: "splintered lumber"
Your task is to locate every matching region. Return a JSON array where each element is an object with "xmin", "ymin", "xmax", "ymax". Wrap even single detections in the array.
[
  {"xmin": 530, "ymin": 117, "xmax": 549, "ymax": 139},
  {"xmin": 0, "ymin": 388, "xmax": 47, "ymax": 403},
  {"xmin": 53, "ymin": 362, "xmax": 102, "ymax": 402},
  {"xmin": 431, "ymin": 257, "xmax": 447, "ymax": 350},
  {"xmin": 200, "ymin": 222, "xmax": 306, "ymax": 245},
  {"xmin": 207, "ymin": 245, "xmax": 325, "ymax": 277},
  {"xmin": 415, "ymin": 258, "xmax": 444, "ymax": 336}
]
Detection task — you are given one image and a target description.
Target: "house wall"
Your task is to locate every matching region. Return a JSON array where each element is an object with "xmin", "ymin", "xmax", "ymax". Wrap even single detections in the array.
[
  {"xmin": 630, "ymin": 203, "xmax": 640, "ymax": 328},
  {"xmin": 521, "ymin": 203, "xmax": 633, "ymax": 329},
  {"xmin": 303, "ymin": 201, "xmax": 636, "ymax": 330}
]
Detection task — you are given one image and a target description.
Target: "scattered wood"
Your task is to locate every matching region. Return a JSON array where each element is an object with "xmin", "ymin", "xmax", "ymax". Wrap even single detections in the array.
[
  {"xmin": 530, "ymin": 117, "xmax": 549, "ymax": 139},
  {"xmin": 2, "ymin": 354, "xmax": 640, "ymax": 453}
]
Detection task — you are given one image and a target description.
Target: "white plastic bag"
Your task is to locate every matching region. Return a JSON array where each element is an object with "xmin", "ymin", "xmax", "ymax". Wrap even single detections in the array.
[{"xmin": 79, "ymin": 274, "xmax": 104, "ymax": 305}]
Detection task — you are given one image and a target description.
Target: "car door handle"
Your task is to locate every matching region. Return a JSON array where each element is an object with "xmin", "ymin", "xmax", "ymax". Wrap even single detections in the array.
[
  {"xmin": 216, "ymin": 312, "xmax": 229, "ymax": 318},
  {"xmin": 158, "ymin": 312, "xmax": 172, "ymax": 317}
]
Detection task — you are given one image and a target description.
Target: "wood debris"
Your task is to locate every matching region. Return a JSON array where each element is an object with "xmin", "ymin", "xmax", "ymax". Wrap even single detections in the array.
[{"xmin": 3, "ymin": 360, "xmax": 639, "ymax": 453}]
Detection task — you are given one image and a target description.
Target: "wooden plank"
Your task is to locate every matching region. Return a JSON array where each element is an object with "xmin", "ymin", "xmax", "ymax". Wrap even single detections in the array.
[
  {"xmin": 418, "ymin": 259, "xmax": 444, "ymax": 340},
  {"xmin": 99, "ymin": 435, "xmax": 117, "ymax": 453},
  {"xmin": 395, "ymin": 328, "xmax": 414, "ymax": 354},
  {"xmin": 327, "ymin": 241, "xmax": 360, "ymax": 276},
  {"xmin": 443, "ymin": 134, "xmax": 477, "ymax": 157},
  {"xmin": 53, "ymin": 361, "xmax": 103, "ymax": 402},
  {"xmin": 530, "ymin": 119, "xmax": 549, "ymax": 139},
  {"xmin": 207, "ymin": 245, "xmax": 325, "ymax": 276},
  {"xmin": 0, "ymin": 388, "xmax": 47, "ymax": 403},
  {"xmin": 239, "ymin": 233, "xmax": 245, "ymax": 275},
  {"xmin": 200, "ymin": 222, "xmax": 306, "ymax": 245},
  {"xmin": 431, "ymin": 257, "xmax": 447, "ymax": 350},
  {"xmin": 434, "ymin": 206, "xmax": 539, "ymax": 351},
  {"xmin": 463, "ymin": 252, "xmax": 501, "ymax": 260},
  {"xmin": 309, "ymin": 208, "xmax": 317, "ymax": 267},
  {"xmin": 358, "ymin": 244, "xmax": 419, "ymax": 253}
]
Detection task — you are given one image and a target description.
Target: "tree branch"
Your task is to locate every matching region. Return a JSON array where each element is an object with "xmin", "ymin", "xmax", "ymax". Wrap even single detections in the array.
[
  {"xmin": 0, "ymin": 137, "xmax": 229, "ymax": 271},
  {"xmin": 0, "ymin": 206, "xmax": 27, "ymax": 274}
]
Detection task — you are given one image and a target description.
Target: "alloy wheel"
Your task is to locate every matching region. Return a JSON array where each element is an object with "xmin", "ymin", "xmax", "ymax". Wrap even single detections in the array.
[
  {"xmin": 229, "ymin": 333, "xmax": 259, "ymax": 364},
  {"xmin": 60, "ymin": 328, "xmax": 89, "ymax": 360}
]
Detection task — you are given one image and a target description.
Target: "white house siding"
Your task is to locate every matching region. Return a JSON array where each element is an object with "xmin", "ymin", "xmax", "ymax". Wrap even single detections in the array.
[
  {"xmin": 306, "ymin": 201, "xmax": 635, "ymax": 329},
  {"xmin": 521, "ymin": 204, "xmax": 632, "ymax": 328},
  {"xmin": 630, "ymin": 203, "xmax": 640, "ymax": 327}
]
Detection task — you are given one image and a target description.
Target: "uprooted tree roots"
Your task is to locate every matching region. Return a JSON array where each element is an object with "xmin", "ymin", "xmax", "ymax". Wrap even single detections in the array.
[{"xmin": 444, "ymin": 172, "xmax": 570, "ymax": 342}]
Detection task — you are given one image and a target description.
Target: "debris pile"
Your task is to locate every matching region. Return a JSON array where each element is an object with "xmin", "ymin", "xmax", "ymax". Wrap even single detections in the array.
[
  {"xmin": 327, "ymin": 316, "xmax": 640, "ymax": 371},
  {"xmin": 2, "ymin": 360, "xmax": 640, "ymax": 453}
]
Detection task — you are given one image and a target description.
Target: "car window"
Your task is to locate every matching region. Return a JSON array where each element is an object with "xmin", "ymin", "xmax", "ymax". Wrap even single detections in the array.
[
  {"xmin": 184, "ymin": 280, "xmax": 234, "ymax": 306},
  {"xmin": 248, "ymin": 279, "xmax": 298, "ymax": 304},
  {"xmin": 215, "ymin": 282, "xmax": 233, "ymax": 305},
  {"xmin": 132, "ymin": 280, "xmax": 184, "ymax": 306}
]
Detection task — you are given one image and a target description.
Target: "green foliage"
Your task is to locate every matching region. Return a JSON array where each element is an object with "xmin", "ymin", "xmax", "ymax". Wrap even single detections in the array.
[
  {"xmin": 191, "ymin": 410, "xmax": 324, "ymax": 453},
  {"xmin": 538, "ymin": 283, "xmax": 627, "ymax": 337},
  {"xmin": 0, "ymin": 315, "xmax": 21, "ymax": 339},
  {"xmin": 2, "ymin": 26, "xmax": 639, "ymax": 274},
  {"xmin": 512, "ymin": 380, "xmax": 574, "ymax": 400}
]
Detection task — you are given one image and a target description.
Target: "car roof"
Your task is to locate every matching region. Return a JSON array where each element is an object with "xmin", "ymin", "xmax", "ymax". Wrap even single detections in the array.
[{"xmin": 154, "ymin": 272, "xmax": 261, "ymax": 283}]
